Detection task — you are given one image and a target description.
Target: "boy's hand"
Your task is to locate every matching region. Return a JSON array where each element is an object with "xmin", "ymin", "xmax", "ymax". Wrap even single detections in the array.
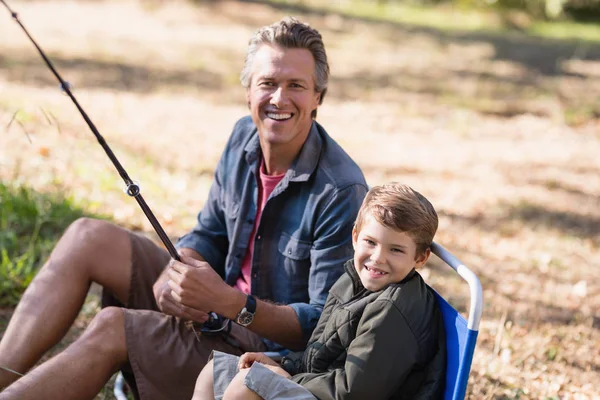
[{"xmin": 238, "ymin": 352, "xmax": 279, "ymax": 369}]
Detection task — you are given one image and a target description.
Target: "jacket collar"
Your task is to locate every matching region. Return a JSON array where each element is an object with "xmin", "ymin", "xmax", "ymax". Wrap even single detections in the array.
[{"xmin": 243, "ymin": 121, "xmax": 322, "ymax": 184}]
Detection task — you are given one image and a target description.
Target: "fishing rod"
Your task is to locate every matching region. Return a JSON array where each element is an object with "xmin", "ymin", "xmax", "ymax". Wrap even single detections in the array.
[{"xmin": 1, "ymin": 0, "xmax": 180, "ymax": 262}]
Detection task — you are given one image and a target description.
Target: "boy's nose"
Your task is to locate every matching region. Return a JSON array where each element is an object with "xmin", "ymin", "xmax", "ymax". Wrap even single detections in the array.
[{"xmin": 371, "ymin": 247, "xmax": 386, "ymax": 264}]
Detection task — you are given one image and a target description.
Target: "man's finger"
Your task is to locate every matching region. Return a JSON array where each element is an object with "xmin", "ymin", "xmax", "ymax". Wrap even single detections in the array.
[
  {"xmin": 181, "ymin": 306, "xmax": 209, "ymax": 324},
  {"xmin": 159, "ymin": 295, "xmax": 185, "ymax": 318},
  {"xmin": 179, "ymin": 255, "xmax": 206, "ymax": 269},
  {"xmin": 169, "ymin": 260, "xmax": 187, "ymax": 274},
  {"xmin": 167, "ymin": 266, "xmax": 184, "ymax": 283},
  {"xmin": 170, "ymin": 288, "xmax": 183, "ymax": 303},
  {"xmin": 167, "ymin": 278, "xmax": 182, "ymax": 296}
]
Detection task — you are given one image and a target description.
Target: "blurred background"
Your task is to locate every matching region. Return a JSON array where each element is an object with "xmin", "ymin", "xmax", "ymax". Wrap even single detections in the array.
[{"xmin": 1, "ymin": 0, "xmax": 599, "ymax": 398}]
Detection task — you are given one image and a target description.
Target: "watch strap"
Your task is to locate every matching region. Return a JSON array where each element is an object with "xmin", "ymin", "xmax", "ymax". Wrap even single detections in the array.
[{"xmin": 244, "ymin": 294, "xmax": 257, "ymax": 314}]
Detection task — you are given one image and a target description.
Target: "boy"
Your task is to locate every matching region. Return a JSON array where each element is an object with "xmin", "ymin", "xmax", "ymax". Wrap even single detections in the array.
[{"xmin": 193, "ymin": 183, "xmax": 446, "ymax": 400}]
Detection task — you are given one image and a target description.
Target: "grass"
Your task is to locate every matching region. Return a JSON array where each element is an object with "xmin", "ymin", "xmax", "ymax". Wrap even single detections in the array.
[{"xmin": 0, "ymin": 181, "xmax": 101, "ymax": 307}]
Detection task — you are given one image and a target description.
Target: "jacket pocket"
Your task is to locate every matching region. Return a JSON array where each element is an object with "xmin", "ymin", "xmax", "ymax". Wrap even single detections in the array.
[
  {"xmin": 275, "ymin": 233, "xmax": 312, "ymax": 303},
  {"xmin": 278, "ymin": 233, "xmax": 311, "ymax": 260}
]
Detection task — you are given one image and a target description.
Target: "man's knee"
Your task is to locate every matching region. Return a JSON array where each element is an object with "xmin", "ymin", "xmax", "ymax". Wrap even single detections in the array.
[
  {"xmin": 65, "ymin": 218, "xmax": 124, "ymax": 252},
  {"xmin": 57, "ymin": 218, "xmax": 131, "ymax": 275},
  {"xmin": 81, "ymin": 307, "xmax": 128, "ymax": 363}
]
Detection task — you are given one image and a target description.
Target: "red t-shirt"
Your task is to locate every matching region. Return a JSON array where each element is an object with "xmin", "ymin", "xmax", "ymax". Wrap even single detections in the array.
[{"xmin": 234, "ymin": 161, "xmax": 285, "ymax": 294}]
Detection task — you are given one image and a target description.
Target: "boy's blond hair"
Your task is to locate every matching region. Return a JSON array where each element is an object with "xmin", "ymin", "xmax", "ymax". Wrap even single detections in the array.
[{"xmin": 354, "ymin": 183, "xmax": 438, "ymax": 257}]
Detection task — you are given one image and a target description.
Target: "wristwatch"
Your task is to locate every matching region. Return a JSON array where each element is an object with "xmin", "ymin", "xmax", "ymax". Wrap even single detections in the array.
[{"xmin": 235, "ymin": 294, "xmax": 257, "ymax": 327}]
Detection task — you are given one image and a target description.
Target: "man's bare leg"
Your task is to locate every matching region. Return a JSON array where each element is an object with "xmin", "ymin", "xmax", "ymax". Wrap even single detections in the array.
[
  {"xmin": 0, "ymin": 307, "xmax": 128, "ymax": 400},
  {"xmin": 0, "ymin": 218, "xmax": 133, "ymax": 389}
]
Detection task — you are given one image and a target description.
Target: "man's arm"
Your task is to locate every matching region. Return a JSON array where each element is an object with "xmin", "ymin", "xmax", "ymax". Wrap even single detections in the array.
[{"xmin": 167, "ymin": 256, "xmax": 306, "ymax": 349}]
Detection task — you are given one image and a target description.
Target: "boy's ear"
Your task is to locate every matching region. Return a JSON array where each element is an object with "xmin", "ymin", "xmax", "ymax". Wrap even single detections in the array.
[
  {"xmin": 414, "ymin": 248, "xmax": 431, "ymax": 269},
  {"xmin": 351, "ymin": 226, "xmax": 358, "ymax": 250}
]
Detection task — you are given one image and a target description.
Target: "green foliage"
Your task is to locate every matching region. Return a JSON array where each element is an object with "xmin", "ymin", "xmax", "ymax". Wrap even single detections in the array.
[
  {"xmin": 272, "ymin": 0, "xmax": 600, "ymax": 42},
  {"xmin": 374, "ymin": 0, "xmax": 600, "ymax": 21},
  {"xmin": 0, "ymin": 182, "xmax": 96, "ymax": 306}
]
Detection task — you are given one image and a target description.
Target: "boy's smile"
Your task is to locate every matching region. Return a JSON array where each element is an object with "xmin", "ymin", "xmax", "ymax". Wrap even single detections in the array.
[{"xmin": 352, "ymin": 215, "xmax": 429, "ymax": 292}]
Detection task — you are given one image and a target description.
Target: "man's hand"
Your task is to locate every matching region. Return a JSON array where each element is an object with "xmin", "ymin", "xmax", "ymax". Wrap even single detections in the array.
[
  {"xmin": 153, "ymin": 249, "xmax": 210, "ymax": 323},
  {"xmin": 167, "ymin": 255, "xmax": 240, "ymax": 317},
  {"xmin": 154, "ymin": 272, "xmax": 210, "ymax": 323},
  {"xmin": 238, "ymin": 352, "xmax": 280, "ymax": 369}
]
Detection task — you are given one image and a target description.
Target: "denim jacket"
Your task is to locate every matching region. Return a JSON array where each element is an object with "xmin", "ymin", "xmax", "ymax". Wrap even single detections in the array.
[{"xmin": 176, "ymin": 116, "xmax": 368, "ymax": 348}]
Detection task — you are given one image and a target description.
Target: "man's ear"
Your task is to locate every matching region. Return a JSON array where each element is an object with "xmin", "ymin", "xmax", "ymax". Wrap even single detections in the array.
[
  {"xmin": 246, "ymin": 88, "xmax": 251, "ymax": 109},
  {"xmin": 415, "ymin": 248, "xmax": 431, "ymax": 269}
]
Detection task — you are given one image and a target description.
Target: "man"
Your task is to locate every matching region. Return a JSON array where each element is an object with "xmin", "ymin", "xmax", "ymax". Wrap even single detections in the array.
[{"xmin": 0, "ymin": 17, "xmax": 367, "ymax": 400}]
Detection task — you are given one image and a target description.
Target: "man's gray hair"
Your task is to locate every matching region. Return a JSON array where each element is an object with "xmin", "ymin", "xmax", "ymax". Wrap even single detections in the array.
[{"xmin": 240, "ymin": 17, "xmax": 330, "ymax": 118}]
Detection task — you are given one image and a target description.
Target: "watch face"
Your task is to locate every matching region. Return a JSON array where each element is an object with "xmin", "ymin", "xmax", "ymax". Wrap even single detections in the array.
[{"xmin": 237, "ymin": 310, "xmax": 254, "ymax": 326}]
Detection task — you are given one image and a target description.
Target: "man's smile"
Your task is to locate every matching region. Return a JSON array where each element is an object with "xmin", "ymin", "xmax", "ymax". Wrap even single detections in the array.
[{"xmin": 266, "ymin": 112, "xmax": 293, "ymax": 121}]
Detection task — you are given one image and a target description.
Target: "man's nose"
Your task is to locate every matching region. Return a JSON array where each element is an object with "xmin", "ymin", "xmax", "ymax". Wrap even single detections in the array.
[{"xmin": 270, "ymin": 87, "xmax": 287, "ymax": 107}]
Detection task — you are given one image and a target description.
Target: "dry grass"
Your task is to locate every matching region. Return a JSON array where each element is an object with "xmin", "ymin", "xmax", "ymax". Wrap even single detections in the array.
[{"xmin": 1, "ymin": 0, "xmax": 599, "ymax": 398}]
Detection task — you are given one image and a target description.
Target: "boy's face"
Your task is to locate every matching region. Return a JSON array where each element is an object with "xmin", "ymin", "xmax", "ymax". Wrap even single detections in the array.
[{"xmin": 352, "ymin": 215, "xmax": 429, "ymax": 292}]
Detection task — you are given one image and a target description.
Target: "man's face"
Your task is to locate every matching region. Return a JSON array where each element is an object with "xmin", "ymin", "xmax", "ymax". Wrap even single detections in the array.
[
  {"xmin": 246, "ymin": 44, "xmax": 321, "ymax": 151},
  {"xmin": 352, "ymin": 215, "xmax": 429, "ymax": 292}
]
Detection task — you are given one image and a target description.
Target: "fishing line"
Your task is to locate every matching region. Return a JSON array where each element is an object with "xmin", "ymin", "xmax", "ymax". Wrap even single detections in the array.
[
  {"xmin": 1, "ymin": 0, "xmax": 226, "ymax": 331},
  {"xmin": 1, "ymin": 0, "xmax": 179, "ymax": 260}
]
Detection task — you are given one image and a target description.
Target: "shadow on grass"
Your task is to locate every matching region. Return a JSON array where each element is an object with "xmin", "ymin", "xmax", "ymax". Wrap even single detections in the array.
[
  {"xmin": 439, "ymin": 204, "xmax": 600, "ymax": 243},
  {"xmin": 3, "ymin": 0, "xmax": 599, "ymax": 123},
  {"xmin": 0, "ymin": 53, "xmax": 224, "ymax": 94},
  {"xmin": 233, "ymin": 0, "xmax": 600, "ymax": 76}
]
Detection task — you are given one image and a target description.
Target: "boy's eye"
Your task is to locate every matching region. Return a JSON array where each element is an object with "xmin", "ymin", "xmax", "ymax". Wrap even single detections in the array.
[
  {"xmin": 391, "ymin": 248, "xmax": 405, "ymax": 254},
  {"xmin": 363, "ymin": 239, "xmax": 375, "ymax": 246}
]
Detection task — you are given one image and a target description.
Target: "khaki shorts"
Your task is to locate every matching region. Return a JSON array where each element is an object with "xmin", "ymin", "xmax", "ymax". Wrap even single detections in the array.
[{"xmin": 102, "ymin": 232, "xmax": 266, "ymax": 400}]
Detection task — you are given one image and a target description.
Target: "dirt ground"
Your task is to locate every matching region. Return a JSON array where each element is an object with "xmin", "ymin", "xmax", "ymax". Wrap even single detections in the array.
[{"xmin": 1, "ymin": 0, "xmax": 599, "ymax": 398}]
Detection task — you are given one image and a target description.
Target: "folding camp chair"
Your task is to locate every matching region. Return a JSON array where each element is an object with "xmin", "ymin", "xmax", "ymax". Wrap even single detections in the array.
[{"xmin": 431, "ymin": 242, "xmax": 483, "ymax": 400}]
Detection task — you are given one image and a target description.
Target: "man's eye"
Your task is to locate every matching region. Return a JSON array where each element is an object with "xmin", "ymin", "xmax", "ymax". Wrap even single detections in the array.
[
  {"xmin": 290, "ymin": 83, "xmax": 303, "ymax": 88},
  {"xmin": 260, "ymin": 81, "xmax": 274, "ymax": 87}
]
